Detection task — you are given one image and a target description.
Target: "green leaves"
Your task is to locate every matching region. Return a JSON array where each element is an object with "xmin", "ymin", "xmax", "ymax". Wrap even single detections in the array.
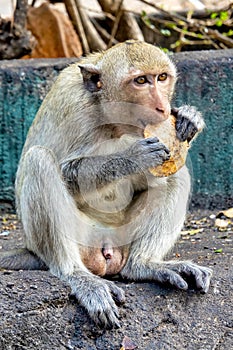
[{"xmin": 210, "ymin": 11, "xmax": 229, "ymax": 27}]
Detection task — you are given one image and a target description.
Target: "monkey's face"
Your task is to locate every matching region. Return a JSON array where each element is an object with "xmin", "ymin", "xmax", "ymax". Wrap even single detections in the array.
[
  {"xmin": 96, "ymin": 68, "xmax": 176, "ymax": 131},
  {"xmin": 79, "ymin": 41, "xmax": 177, "ymax": 130},
  {"xmin": 117, "ymin": 68, "xmax": 176, "ymax": 126}
]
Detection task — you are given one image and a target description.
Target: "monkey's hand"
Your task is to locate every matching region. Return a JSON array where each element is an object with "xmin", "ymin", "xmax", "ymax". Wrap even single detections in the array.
[
  {"xmin": 122, "ymin": 260, "xmax": 212, "ymax": 293},
  {"xmin": 125, "ymin": 137, "xmax": 170, "ymax": 171},
  {"xmin": 153, "ymin": 261, "xmax": 213, "ymax": 293},
  {"xmin": 172, "ymin": 105, "xmax": 205, "ymax": 142},
  {"xmin": 69, "ymin": 273, "xmax": 125, "ymax": 328}
]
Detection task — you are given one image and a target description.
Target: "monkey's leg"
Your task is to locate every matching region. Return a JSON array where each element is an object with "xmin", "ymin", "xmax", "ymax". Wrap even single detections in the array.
[
  {"xmin": 16, "ymin": 146, "xmax": 125, "ymax": 328},
  {"xmin": 121, "ymin": 167, "xmax": 212, "ymax": 293}
]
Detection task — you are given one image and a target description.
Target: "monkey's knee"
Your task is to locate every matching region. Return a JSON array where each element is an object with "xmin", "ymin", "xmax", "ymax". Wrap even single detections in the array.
[
  {"xmin": 18, "ymin": 145, "xmax": 65, "ymax": 199},
  {"xmin": 23, "ymin": 145, "xmax": 58, "ymax": 172},
  {"xmin": 16, "ymin": 145, "xmax": 61, "ymax": 209}
]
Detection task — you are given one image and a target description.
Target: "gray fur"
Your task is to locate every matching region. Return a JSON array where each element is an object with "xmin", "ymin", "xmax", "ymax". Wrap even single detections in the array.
[{"xmin": 1, "ymin": 41, "xmax": 212, "ymax": 328}]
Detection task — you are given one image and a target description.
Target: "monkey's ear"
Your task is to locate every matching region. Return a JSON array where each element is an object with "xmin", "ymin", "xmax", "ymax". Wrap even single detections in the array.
[{"xmin": 78, "ymin": 64, "xmax": 102, "ymax": 93}]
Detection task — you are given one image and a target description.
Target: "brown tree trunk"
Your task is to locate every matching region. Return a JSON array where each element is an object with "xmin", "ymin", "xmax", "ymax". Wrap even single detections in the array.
[{"xmin": 98, "ymin": 0, "xmax": 144, "ymax": 45}]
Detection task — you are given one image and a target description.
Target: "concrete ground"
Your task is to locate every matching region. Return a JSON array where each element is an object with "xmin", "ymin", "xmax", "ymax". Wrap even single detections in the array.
[{"xmin": 0, "ymin": 209, "xmax": 232, "ymax": 350}]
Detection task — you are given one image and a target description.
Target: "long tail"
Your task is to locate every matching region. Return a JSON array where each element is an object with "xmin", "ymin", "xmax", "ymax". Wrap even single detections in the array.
[{"xmin": 0, "ymin": 248, "xmax": 48, "ymax": 270}]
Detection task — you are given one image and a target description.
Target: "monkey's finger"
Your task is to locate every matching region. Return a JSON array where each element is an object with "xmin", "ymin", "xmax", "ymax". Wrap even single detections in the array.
[
  {"xmin": 143, "ymin": 138, "xmax": 170, "ymax": 154},
  {"xmin": 94, "ymin": 309, "xmax": 120, "ymax": 329},
  {"xmin": 112, "ymin": 289, "xmax": 125, "ymax": 304},
  {"xmin": 105, "ymin": 309, "xmax": 121, "ymax": 329},
  {"xmin": 179, "ymin": 120, "xmax": 198, "ymax": 142},
  {"xmin": 90, "ymin": 295, "xmax": 121, "ymax": 329},
  {"xmin": 176, "ymin": 117, "xmax": 199, "ymax": 143},
  {"xmin": 191, "ymin": 266, "xmax": 212, "ymax": 293},
  {"xmin": 107, "ymin": 281, "xmax": 125, "ymax": 304},
  {"xmin": 160, "ymin": 149, "xmax": 171, "ymax": 160},
  {"xmin": 201, "ymin": 274, "xmax": 211, "ymax": 294},
  {"xmin": 168, "ymin": 273, "xmax": 188, "ymax": 290},
  {"xmin": 171, "ymin": 107, "xmax": 179, "ymax": 117},
  {"xmin": 155, "ymin": 268, "xmax": 188, "ymax": 290},
  {"xmin": 95, "ymin": 306, "xmax": 121, "ymax": 329},
  {"xmin": 178, "ymin": 263, "xmax": 213, "ymax": 293},
  {"xmin": 144, "ymin": 136, "xmax": 160, "ymax": 144},
  {"xmin": 102, "ymin": 302, "xmax": 121, "ymax": 329},
  {"xmin": 175, "ymin": 116, "xmax": 188, "ymax": 141},
  {"xmin": 185, "ymin": 122, "xmax": 198, "ymax": 143},
  {"xmin": 145, "ymin": 141, "xmax": 170, "ymax": 155},
  {"xmin": 154, "ymin": 143, "xmax": 170, "ymax": 155},
  {"xmin": 100, "ymin": 286, "xmax": 122, "ymax": 327},
  {"xmin": 183, "ymin": 264, "xmax": 205, "ymax": 290},
  {"xmin": 151, "ymin": 149, "xmax": 171, "ymax": 162}
]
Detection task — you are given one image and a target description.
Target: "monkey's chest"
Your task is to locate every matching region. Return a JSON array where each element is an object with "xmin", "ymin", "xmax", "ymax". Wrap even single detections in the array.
[{"xmin": 79, "ymin": 245, "xmax": 128, "ymax": 277}]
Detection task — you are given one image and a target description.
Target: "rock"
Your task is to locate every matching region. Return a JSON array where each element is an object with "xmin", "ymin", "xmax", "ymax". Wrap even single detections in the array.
[{"xmin": 23, "ymin": 3, "xmax": 82, "ymax": 59}]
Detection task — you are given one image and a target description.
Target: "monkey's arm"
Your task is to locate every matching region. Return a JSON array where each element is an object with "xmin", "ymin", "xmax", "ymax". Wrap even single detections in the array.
[
  {"xmin": 61, "ymin": 137, "xmax": 170, "ymax": 193},
  {"xmin": 172, "ymin": 105, "xmax": 205, "ymax": 142}
]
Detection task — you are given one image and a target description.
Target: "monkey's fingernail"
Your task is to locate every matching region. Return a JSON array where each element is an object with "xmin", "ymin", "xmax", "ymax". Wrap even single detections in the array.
[
  {"xmin": 200, "ymin": 289, "xmax": 207, "ymax": 294},
  {"xmin": 201, "ymin": 284, "xmax": 210, "ymax": 294},
  {"xmin": 114, "ymin": 319, "xmax": 121, "ymax": 328},
  {"xmin": 114, "ymin": 294, "xmax": 125, "ymax": 304},
  {"xmin": 179, "ymin": 281, "xmax": 188, "ymax": 289}
]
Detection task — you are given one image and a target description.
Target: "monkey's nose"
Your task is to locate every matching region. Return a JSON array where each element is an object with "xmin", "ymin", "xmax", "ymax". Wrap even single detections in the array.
[
  {"xmin": 156, "ymin": 107, "xmax": 170, "ymax": 120},
  {"xmin": 156, "ymin": 107, "xmax": 165, "ymax": 114}
]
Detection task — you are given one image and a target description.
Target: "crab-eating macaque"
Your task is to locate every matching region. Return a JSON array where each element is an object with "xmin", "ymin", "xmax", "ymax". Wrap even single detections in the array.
[{"xmin": 0, "ymin": 40, "xmax": 212, "ymax": 328}]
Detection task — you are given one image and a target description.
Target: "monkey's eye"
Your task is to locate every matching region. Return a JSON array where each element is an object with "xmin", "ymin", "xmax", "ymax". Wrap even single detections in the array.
[
  {"xmin": 158, "ymin": 73, "xmax": 168, "ymax": 82},
  {"xmin": 134, "ymin": 76, "xmax": 148, "ymax": 84}
]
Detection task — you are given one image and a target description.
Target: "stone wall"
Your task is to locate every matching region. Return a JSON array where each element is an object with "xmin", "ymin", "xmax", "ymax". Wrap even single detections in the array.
[{"xmin": 0, "ymin": 50, "xmax": 232, "ymax": 209}]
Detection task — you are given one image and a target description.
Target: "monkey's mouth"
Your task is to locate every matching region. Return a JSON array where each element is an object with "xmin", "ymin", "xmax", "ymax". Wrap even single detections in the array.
[
  {"xmin": 138, "ymin": 118, "xmax": 147, "ymax": 128},
  {"xmin": 138, "ymin": 111, "xmax": 168, "ymax": 129}
]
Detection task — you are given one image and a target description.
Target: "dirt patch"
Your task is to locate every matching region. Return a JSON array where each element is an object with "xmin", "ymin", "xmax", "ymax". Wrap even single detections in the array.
[{"xmin": 0, "ymin": 210, "xmax": 232, "ymax": 349}]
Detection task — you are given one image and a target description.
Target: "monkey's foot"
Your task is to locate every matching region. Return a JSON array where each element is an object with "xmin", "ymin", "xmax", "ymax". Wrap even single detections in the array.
[
  {"xmin": 155, "ymin": 261, "xmax": 212, "ymax": 293},
  {"xmin": 69, "ymin": 273, "xmax": 125, "ymax": 328}
]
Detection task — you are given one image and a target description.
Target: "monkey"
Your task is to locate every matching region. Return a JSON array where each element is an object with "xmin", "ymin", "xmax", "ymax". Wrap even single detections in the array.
[{"xmin": 0, "ymin": 40, "xmax": 212, "ymax": 328}]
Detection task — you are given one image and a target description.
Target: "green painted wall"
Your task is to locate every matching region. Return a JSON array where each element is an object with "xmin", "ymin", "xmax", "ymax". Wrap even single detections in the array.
[
  {"xmin": 173, "ymin": 50, "xmax": 233, "ymax": 207},
  {"xmin": 0, "ymin": 50, "xmax": 232, "ymax": 209},
  {"xmin": 0, "ymin": 58, "xmax": 75, "ymax": 205}
]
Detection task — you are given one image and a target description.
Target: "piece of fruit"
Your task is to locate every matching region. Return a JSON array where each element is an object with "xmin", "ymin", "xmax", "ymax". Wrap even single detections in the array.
[{"xmin": 144, "ymin": 115, "xmax": 189, "ymax": 177}]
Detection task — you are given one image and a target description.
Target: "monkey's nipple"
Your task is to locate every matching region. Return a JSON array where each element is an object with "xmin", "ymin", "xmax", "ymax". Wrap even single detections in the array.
[{"xmin": 144, "ymin": 115, "xmax": 189, "ymax": 177}]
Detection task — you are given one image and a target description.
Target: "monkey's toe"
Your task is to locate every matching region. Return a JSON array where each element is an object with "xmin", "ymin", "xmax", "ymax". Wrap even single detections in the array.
[
  {"xmin": 107, "ymin": 281, "xmax": 125, "ymax": 304},
  {"xmin": 93, "ymin": 305, "xmax": 121, "ymax": 329},
  {"xmin": 76, "ymin": 279, "xmax": 122, "ymax": 328}
]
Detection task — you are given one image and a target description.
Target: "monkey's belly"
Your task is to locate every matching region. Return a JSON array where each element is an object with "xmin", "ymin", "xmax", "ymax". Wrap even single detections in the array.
[{"xmin": 79, "ymin": 245, "xmax": 128, "ymax": 277}]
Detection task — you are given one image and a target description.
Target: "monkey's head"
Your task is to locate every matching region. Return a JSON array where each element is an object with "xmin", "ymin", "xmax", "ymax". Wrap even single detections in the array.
[{"xmin": 79, "ymin": 40, "xmax": 177, "ymax": 129}]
